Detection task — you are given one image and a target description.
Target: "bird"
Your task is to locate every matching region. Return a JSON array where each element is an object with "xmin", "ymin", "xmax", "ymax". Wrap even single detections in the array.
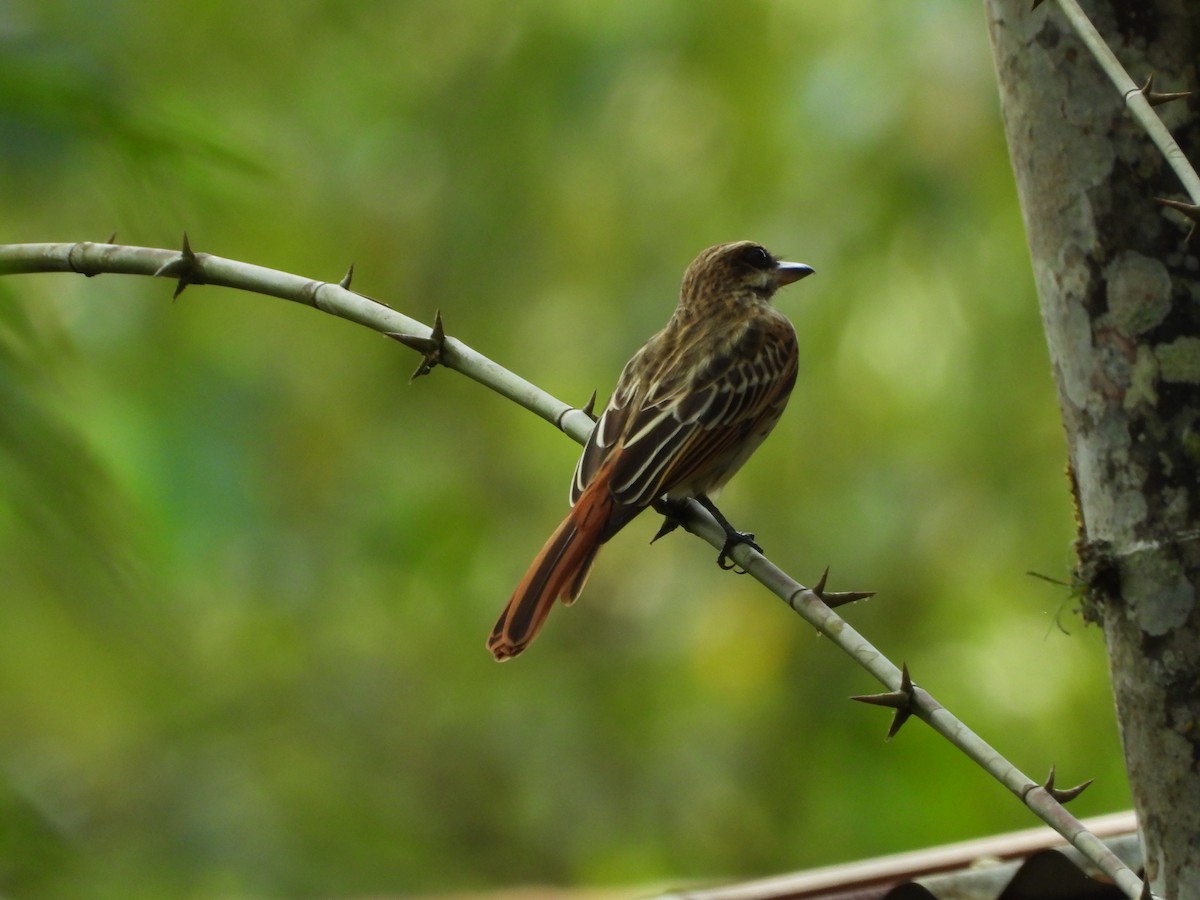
[{"xmin": 487, "ymin": 241, "xmax": 814, "ymax": 661}]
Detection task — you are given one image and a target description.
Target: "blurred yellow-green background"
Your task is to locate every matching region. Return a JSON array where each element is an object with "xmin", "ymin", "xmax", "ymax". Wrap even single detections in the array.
[{"xmin": 0, "ymin": 1, "xmax": 1128, "ymax": 896}]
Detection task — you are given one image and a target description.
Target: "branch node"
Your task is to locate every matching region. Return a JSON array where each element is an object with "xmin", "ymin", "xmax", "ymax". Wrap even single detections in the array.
[
  {"xmin": 555, "ymin": 389, "xmax": 601, "ymax": 434},
  {"xmin": 851, "ymin": 662, "xmax": 915, "ymax": 740},
  {"xmin": 67, "ymin": 242, "xmax": 99, "ymax": 278},
  {"xmin": 153, "ymin": 232, "xmax": 204, "ymax": 299},
  {"xmin": 387, "ymin": 309, "xmax": 447, "ymax": 381}
]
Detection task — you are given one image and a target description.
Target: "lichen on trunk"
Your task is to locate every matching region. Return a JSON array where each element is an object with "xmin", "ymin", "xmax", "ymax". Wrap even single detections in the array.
[{"xmin": 986, "ymin": 1, "xmax": 1200, "ymax": 895}]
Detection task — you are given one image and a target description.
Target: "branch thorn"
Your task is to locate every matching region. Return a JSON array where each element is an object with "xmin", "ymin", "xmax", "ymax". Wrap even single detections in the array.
[
  {"xmin": 1042, "ymin": 764, "xmax": 1094, "ymax": 804},
  {"xmin": 812, "ymin": 566, "xmax": 876, "ymax": 609},
  {"xmin": 581, "ymin": 389, "xmax": 599, "ymax": 422},
  {"xmin": 1136, "ymin": 73, "xmax": 1191, "ymax": 108},
  {"xmin": 387, "ymin": 309, "xmax": 447, "ymax": 381},
  {"xmin": 650, "ymin": 516, "xmax": 680, "ymax": 545},
  {"xmin": 153, "ymin": 232, "xmax": 203, "ymax": 299},
  {"xmin": 852, "ymin": 662, "xmax": 915, "ymax": 740},
  {"xmin": 1155, "ymin": 197, "xmax": 1200, "ymax": 242},
  {"xmin": 812, "ymin": 565, "xmax": 829, "ymax": 596},
  {"xmin": 649, "ymin": 498, "xmax": 684, "ymax": 545},
  {"xmin": 338, "ymin": 263, "xmax": 355, "ymax": 290}
]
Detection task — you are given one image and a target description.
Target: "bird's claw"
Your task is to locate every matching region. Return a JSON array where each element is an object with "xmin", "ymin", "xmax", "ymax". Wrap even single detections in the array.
[{"xmin": 716, "ymin": 530, "xmax": 761, "ymax": 572}]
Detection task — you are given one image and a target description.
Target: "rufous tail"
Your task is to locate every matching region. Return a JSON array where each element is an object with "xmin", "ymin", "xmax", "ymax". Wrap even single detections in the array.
[{"xmin": 487, "ymin": 477, "xmax": 616, "ymax": 661}]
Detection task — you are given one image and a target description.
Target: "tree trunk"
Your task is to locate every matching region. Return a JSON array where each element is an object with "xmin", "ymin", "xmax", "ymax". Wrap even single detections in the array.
[{"xmin": 985, "ymin": 1, "xmax": 1200, "ymax": 896}]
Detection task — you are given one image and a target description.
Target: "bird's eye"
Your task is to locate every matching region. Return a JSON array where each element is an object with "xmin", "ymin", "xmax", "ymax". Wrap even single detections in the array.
[{"xmin": 741, "ymin": 245, "xmax": 775, "ymax": 270}]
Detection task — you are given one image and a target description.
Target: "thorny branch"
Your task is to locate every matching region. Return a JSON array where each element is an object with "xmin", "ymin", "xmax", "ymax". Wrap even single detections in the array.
[
  {"xmin": 0, "ymin": 238, "xmax": 1145, "ymax": 896},
  {"xmin": 1038, "ymin": 0, "xmax": 1199, "ymax": 243},
  {"xmin": 1014, "ymin": 3, "xmax": 1200, "ymax": 896}
]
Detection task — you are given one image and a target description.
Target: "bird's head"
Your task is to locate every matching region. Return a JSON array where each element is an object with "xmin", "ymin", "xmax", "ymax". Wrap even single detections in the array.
[
  {"xmin": 681, "ymin": 240, "xmax": 814, "ymax": 309},
  {"xmin": 681, "ymin": 240, "xmax": 811, "ymax": 307}
]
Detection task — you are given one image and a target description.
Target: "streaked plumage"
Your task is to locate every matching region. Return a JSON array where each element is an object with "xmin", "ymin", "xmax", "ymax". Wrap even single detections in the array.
[{"xmin": 488, "ymin": 241, "xmax": 813, "ymax": 660}]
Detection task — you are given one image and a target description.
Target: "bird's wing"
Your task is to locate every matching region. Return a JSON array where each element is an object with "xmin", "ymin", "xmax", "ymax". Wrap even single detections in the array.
[
  {"xmin": 570, "ymin": 351, "xmax": 641, "ymax": 504},
  {"xmin": 571, "ymin": 318, "xmax": 797, "ymax": 510}
]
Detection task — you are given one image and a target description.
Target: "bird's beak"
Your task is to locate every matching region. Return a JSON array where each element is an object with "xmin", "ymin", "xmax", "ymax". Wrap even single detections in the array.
[{"xmin": 776, "ymin": 261, "xmax": 815, "ymax": 286}]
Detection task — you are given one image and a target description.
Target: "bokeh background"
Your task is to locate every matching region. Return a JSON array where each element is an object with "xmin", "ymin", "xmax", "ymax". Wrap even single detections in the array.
[{"xmin": 0, "ymin": 1, "xmax": 1130, "ymax": 897}]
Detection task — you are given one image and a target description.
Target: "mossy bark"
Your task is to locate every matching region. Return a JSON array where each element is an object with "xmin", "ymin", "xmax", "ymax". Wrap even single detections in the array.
[{"xmin": 986, "ymin": 1, "xmax": 1200, "ymax": 895}]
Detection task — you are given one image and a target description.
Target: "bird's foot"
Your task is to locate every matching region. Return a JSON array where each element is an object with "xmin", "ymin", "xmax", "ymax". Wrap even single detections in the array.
[
  {"xmin": 652, "ymin": 496, "xmax": 764, "ymax": 572},
  {"xmin": 716, "ymin": 529, "xmax": 761, "ymax": 572},
  {"xmin": 696, "ymin": 495, "xmax": 761, "ymax": 573}
]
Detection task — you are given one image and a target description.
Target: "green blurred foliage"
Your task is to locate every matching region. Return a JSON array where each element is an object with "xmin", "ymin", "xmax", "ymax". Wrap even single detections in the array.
[{"xmin": 0, "ymin": 0, "xmax": 1129, "ymax": 896}]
